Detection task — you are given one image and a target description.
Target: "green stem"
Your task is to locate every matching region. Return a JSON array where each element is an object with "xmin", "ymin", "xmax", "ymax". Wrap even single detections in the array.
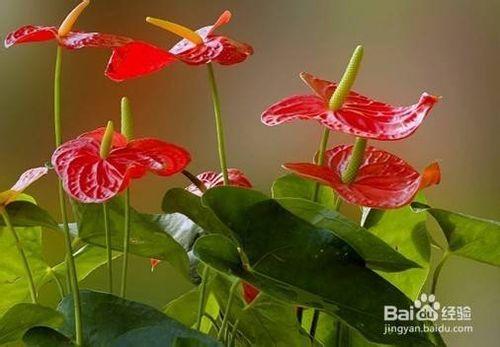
[
  {"xmin": 311, "ymin": 128, "xmax": 331, "ymax": 201},
  {"xmin": 120, "ymin": 189, "xmax": 131, "ymax": 298},
  {"xmin": 195, "ymin": 266, "xmax": 210, "ymax": 331},
  {"xmin": 54, "ymin": 46, "xmax": 63, "ymax": 147},
  {"xmin": 206, "ymin": 63, "xmax": 229, "ymax": 185},
  {"xmin": 58, "ymin": 183, "xmax": 83, "ymax": 346},
  {"xmin": 228, "ymin": 319, "xmax": 240, "ymax": 347},
  {"xmin": 50, "ymin": 269, "xmax": 66, "ymax": 300},
  {"xmin": 217, "ymin": 281, "xmax": 239, "ymax": 341},
  {"xmin": 431, "ymin": 252, "xmax": 449, "ymax": 295},
  {"xmin": 102, "ymin": 202, "xmax": 113, "ymax": 293},
  {"xmin": 54, "ymin": 46, "xmax": 82, "ymax": 345},
  {"xmin": 341, "ymin": 137, "xmax": 367, "ymax": 184},
  {"xmin": 1, "ymin": 209, "xmax": 38, "ymax": 304}
]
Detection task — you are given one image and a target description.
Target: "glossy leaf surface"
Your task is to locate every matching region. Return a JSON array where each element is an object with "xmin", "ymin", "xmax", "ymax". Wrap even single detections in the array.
[
  {"xmin": 412, "ymin": 202, "xmax": 500, "ymax": 266},
  {"xmin": 78, "ymin": 198, "xmax": 190, "ymax": 278},
  {"xmin": 194, "ymin": 187, "xmax": 434, "ymax": 345},
  {"xmin": 0, "ymin": 303, "xmax": 63, "ymax": 344},
  {"xmin": 363, "ymin": 195, "xmax": 431, "ymax": 300},
  {"xmin": 271, "ymin": 173, "xmax": 334, "ymax": 208}
]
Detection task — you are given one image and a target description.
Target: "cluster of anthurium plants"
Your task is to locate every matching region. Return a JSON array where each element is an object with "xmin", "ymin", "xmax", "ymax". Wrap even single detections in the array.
[{"xmin": 1, "ymin": 1, "xmax": 499, "ymax": 346}]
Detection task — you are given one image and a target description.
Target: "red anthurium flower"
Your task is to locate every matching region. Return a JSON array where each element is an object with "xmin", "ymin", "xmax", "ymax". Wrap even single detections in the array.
[
  {"xmin": 4, "ymin": 1, "xmax": 175, "ymax": 81},
  {"xmin": 242, "ymin": 281, "xmax": 260, "ymax": 305},
  {"xmin": 107, "ymin": 11, "xmax": 253, "ymax": 82},
  {"xmin": 262, "ymin": 72, "xmax": 439, "ymax": 141},
  {"xmin": 52, "ymin": 127, "xmax": 190, "ymax": 203},
  {"xmin": 0, "ymin": 167, "xmax": 48, "ymax": 207},
  {"xmin": 186, "ymin": 168, "xmax": 252, "ymax": 196},
  {"xmin": 284, "ymin": 145, "xmax": 441, "ymax": 209},
  {"xmin": 150, "ymin": 168, "xmax": 252, "ymax": 270}
]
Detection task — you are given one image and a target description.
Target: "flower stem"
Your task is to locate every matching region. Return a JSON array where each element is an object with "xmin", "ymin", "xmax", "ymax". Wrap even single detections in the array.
[
  {"xmin": 431, "ymin": 252, "xmax": 449, "ymax": 295},
  {"xmin": 309, "ymin": 310, "xmax": 320, "ymax": 340},
  {"xmin": 102, "ymin": 202, "xmax": 113, "ymax": 293},
  {"xmin": 217, "ymin": 280, "xmax": 239, "ymax": 341},
  {"xmin": 206, "ymin": 63, "xmax": 229, "ymax": 185},
  {"xmin": 311, "ymin": 128, "xmax": 331, "ymax": 201},
  {"xmin": 1, "ymin": 209, "xmax": 38, "ymax": 304},
  {"xmin": 54, "ymin": 46, "xmax": 63, "ymax": 147},
  {"xmin": 54, "ymin": 46, "xmax": 83, "ymax": 346},
  {"xmin": 58, "ymin": 183, "xmax": 83, "ymax": 346},
  {"xmin": 182, "ymin": 170, "xmax": 207, "ymax": 193},
  {"xmin": 120, "ymin": 189, "xmax": 130, "ymax": 298},
  {"xmin": 195, "ymin": 266, "xmax": 210, "ymax": 331}
]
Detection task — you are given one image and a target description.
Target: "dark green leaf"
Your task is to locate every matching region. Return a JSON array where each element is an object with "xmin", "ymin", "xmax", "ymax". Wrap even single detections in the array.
[
  {"xmin": 363, "ymin": 195, "xmax": 431, "ymax": 300},
  {"xmin": 78, "ymin": 198, "xmax": 190, "ymax": 278},
  {"xmin": 277, "ymin": 198, "xmax": 420, "ymax": 271},
  {"xmin": 23, "ymin": 327, "xmax": 75, "ymax": 347},
  {"xmin": 58, "ymin": 290, "xmax": 221, "ymax": 346},
  {"xmin": 2, "ymin": 201, "xmax": 60, "ymax": 231},
  {"xmin": 162, "ymin": 188, "xmax": 231, "ymax": 236},
  {"xmin": 412, "ymin": 202, "xmax": 500, "ymax": 266},
  {"xmin": 272, "ymin": 174, "xmax": 335, "ymax": 208},
  {"xmin": 0, "ymin": 303, "xmax": 63, "ymax": 344},
  {"xmin": 195, "ymin": 187, "xmax": 434, "ymax": 345}
]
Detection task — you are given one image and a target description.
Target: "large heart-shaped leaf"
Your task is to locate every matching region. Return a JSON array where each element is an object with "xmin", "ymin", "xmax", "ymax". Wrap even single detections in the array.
[
  {"xmin": 57, "ymin": 290, "xmax": 221, "ymax": 346},
  {"xmin": 78, "ymin": 198, "xmax": 190, "ymax": 278},
  {"xmin": 0, "ymin": 303, "xmax": 63, "ymax": 344},
  {"xmin": 194, "ymin": 187, "xmax": 436, "ymax": 345},
  {"xmin": 23, "ymin": 327, "xmax": 75, "ymax": 346},
  {"xmin": 362, "ymin": 195, "xmax": 431, "ymax": 300},
  {"xmin": 272, "ymin": 174, "xmax": 335, "ymax": 208},
  {"xmin": 412, "ymin": 202, "xmax": 500, "ymax": 266},
  {"xmin": 277, "ymin": 198, "xmax": 420, "ymax": 272}
]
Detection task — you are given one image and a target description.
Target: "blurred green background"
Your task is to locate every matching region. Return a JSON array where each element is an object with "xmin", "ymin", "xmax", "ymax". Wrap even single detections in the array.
[{"xmin": 0, "ymin": 1, "xmax": 499, "ymax": 346}]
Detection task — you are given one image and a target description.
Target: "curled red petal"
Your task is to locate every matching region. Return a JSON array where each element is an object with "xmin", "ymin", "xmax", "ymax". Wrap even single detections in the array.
[
  {"xmin": 419, "ymin": 162, "xmax": 441, "ymax": 189},
  {"xmin": 186, "ymin": 168, "xmax": 252, "ymax": 196},
  {"xmin": 242, "ymin": 281, "xmax": 260, "ymax": 305},
  {"xmin": 4, "ymin": 25, "xmax": 57, "ymax": 48},
  {"xmin": 10, "ymin": 167, "xmax": 49, "ymax": 193},
  {"xmin": 52, "ymin": 138, "xmax": 129, "ymax": 203},
  {"xmin": 261, "ymin": 95, "xmax": 328, "ymax": 126},
  {"xmin": 320, "ymin": 92, "xmax": 439, "ymax": 140},
  {"xmin": 57, "ymin": 31, "xmax": 132, "ymax": 50},
  {"xmin": 285, "ymin": 145, "xmax": 423, "ymax": 209},
  {"xmin": 211, "ymin": 36, "xmax": 253, "ymax": 65},
  {"xmin": 105, "ymin": 41, "xmax": 177, "ymax": 82},
  {"xmin": 79, "ymin": 127, "xmax": 128, "ymax": 148},
  {"xmin": 112, "ymin": 139, "xmax": 191, "ymax": 177},
  {"xmin": 300, "ymin": 72, "xmax": 335, "ymax": 100}
]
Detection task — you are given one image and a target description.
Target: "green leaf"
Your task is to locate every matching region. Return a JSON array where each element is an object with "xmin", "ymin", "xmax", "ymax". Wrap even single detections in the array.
[
  {"xmin": 0, "ymin": 303, "xmax": 64, "ymax": 344},
  {"xmin": 211, "ymin": 273, "xmax": 310, "ymax": 346},
  {"xmin": 162, "ymin": 188, "xmax": 231, "ymax": 236},
  {"xmin": 272, "ymin": 174, "xmax": 335, "ymax": 208},
  {"xmin": 164, "ymin": 286, "xmax": 219, "ymax": 334},
  {"xmin": 363, "ymin": 195, "xmax": 431, "ymax": 300},
  {"xmin": 194, "ymin": 187, "xmax": 434, "ymax": 345},
  {"xmin": 0, "ymin": 224, "xmax": 48, "ymax": 315},
  {"xmin": 57, "ymin": 290, "xmax": 221, "ymax": 346},
  {"xmin": 277, "ymin": 198, "xmax": 420, "ymax": 272},
  {"xmin": 1, "ymin": 201, "xmax": 60, "ymax": 231},
  {"xmin": 412, "ymin": 202, "xmax": 500, "ymax": 266},
  {"xmin": 23, "ymin": 327, "xmax": 75, "ymax": 347},
  {"xmin": 51, "ymin": 245, "xmax": 122, "ymax": 284},
  {"xmin": 78, "ymin": 198, "xmax": 190, "ymax": 278}
]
